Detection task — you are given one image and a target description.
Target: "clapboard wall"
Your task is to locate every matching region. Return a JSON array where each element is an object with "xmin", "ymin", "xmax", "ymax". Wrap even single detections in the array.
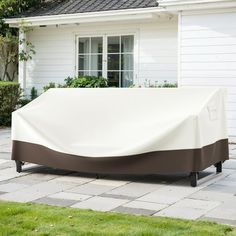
[{"xmin": 179, "ymin": 10, "xmax": 236, "ymax": 137}]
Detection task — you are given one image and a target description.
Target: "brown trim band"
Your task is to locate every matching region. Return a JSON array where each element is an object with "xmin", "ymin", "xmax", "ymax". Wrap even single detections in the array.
[{"xmin": 12, "ymin": 139, "xmax": 229, "ymax": 174}]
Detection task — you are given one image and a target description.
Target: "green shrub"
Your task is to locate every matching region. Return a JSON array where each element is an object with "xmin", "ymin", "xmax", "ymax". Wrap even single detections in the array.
[
  {"xmin": 43, "ymin": 76, "xmax": 108, "ymax": 92},
  {"xmin": 158, "ymin": 81, "xmax": 177, "ymax": 88},
  {"xmin": 19, "ymin": 98, "xmax": 31, "ymax": 107},
  {"xmin": 18, "ymin": 87, "xmax": 38, "ymax": 108},
  {"xmin": 43, "ymin": 82, "xmax": 65, "ymax": 92},
  {"xmin": 43, "ymin": 82, "xmax": 56, "ymax": 92},
  {"xmin": 65, "ymin": 76, "xmax": 108, "ymax": 88},
  {"xmin": 30, "ymin": 87, "xmax": 38, "ymax": 100},
  {"xmin": 0, "ymin": 81, "xmax": 21, "ymax": 126}
]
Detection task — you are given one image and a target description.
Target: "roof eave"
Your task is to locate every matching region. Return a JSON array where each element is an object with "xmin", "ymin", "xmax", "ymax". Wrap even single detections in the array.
[
  {"xmin": 159, "ymin": 0, "xmax": 236, "ymax": 10},
  {"xmin": 5, "ymin": 7, "xmax": 166, "ymax": 27}
]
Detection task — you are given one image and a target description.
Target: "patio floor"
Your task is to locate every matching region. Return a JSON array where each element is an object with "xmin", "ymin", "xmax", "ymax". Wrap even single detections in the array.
[{"xmin": 1, "ymin": 128, "xmax": 236, "ymax": 225}]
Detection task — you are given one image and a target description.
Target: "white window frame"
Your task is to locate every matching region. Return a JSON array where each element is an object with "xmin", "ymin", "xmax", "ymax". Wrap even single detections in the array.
[
  {"xmin": 76, "ymin": 36, "xmax": 104, "ymax": 77},
  {"xmin": 75, "ymin": 32, "xmax": 137, "ymax": 87}
]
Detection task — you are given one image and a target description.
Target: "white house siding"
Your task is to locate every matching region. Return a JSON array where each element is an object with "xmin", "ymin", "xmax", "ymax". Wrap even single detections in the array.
[
  {"xmin": 179, "ymin": 10, "xmax": 236, "ymax": 137},
  {"xmin": 25, "ymin": 17, "xmax": 178, "ymax": 94}
]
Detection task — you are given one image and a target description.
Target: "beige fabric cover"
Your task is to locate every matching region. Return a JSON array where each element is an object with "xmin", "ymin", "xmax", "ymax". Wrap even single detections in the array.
[{"xmin": 12, "ymin": 88, "xmax": 228, "ymax": 158}]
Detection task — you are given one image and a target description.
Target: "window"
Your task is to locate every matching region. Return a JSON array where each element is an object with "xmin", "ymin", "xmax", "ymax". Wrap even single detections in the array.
[
  {"xmin": 78, "ymin": 37, "xmax": 103, "ymax": 77},
  {"xmin": 107, "ymin": 36, "xmax": 134, "ymax": 87},
  {"xmin": 77, "ymin": 35, "xmax": 134, "ymax": 87}
]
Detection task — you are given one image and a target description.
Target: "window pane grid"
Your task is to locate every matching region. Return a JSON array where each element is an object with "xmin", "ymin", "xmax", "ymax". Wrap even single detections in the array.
[
  {"xmin": 78, "ymin": 37, "xmax": 103, "ymax": 76},
  {"xmin": 107, "ymin": 35, "xmax": 134, "ymax": 87}
]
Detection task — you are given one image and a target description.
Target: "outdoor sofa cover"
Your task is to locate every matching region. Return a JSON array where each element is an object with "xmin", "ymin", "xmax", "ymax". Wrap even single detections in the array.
[{"xmin": 12, "ymin": 88, "xmax": 229, "ymax": 181}]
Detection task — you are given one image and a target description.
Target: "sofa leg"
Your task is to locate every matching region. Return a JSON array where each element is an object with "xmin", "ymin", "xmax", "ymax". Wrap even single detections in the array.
[
  {"xmin": 215, "ymin": 161, "xmax": 222, "ymax": 173},
  {"xmin": 190, "ymin": 172, "xmax": 198, "ymax": 187},
  {"xmin": 16, "ymin": 161, "xmax": 23, "ymax": 173}
]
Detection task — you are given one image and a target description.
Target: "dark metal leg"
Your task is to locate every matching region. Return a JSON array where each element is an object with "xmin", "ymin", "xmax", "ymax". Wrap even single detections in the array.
[
  {"xmin": 190, "ymin": 172, "xmax": 198, "ymax": 187},
  {"xmin": 215, "ymin": 161, "xmax": 222, "ymax": 173},
  {"xmin": 15, "ymin": 161, "xmax": 23, "ymax": 173},
  {"xmin": 96, "ymin": 174, "xmax": 100, "ymax": 179}
]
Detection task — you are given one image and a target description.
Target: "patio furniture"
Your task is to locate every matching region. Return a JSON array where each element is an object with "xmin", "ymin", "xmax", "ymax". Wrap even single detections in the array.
[{"xmin": 12, "ymin": 88, "xmax": 229, "ymax": 187}]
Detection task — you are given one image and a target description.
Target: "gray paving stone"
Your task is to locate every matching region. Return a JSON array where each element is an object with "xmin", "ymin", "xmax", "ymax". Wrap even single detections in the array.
[
  {"xmin": 225, "ymin": 173, "xmax": 236, "ymax": 181},
  {"xmin": 100, "ymin": 193, "xmax": 135, "ymax": 200},
  {"xmin": 123, "ymin": 200, "xmax": 168, "ymax": 212},
  {"xmin": 33, "ymin": 197, "xmax": 77, "ymax": 207},
  {"xmin": 107, "ymin": 182, "xmax": 163, "ymax": 198},
  {"xmin": 108, "ymin": 173, "xmax": 182, "ymax": 184},
  {"xmin": 0, "ymin": 181, "xmax": 75, "ymax": 203},
  {"xmin": 155, "ymin": 198, "xmax": 220, "ymax": 220},
  {"xmin": 0, "ymin": 161, "xmax": 15, "ymax": 170},
  {"xmin": 200, "ymin": 217, "xmax": 236, "ymax": 226},
  {"xmin": 49, "ymin": 192, "xmax": 91, "ymax": 201},
  {"xmin": 202, "ymin": 184, "xmax": 236, "ymax": 195},
  {"xmin": 0, "ymin": 190, "xmax": 47, "ymax": 203},
  {"xmin": 91, "ymin": 179, "xmax": 129, "ymax": 187},
  {"xmin": 204, "ymin": 198, "xmax": 236, "ymax": 220},
  {"xmin": 173, "ymin": 198, "xmax": 221, "ymax": 211},
  {"xmin": 68, "ymin": 183, "xmax": 115, "ymax": 196},
  {"xmin": 9, "ymin": 173, "xmax": 56, "ymax": 185},
  {"xmin": 71, "ymin": 196, "xmax": 129, "ymax": 212},
  {"xmin": 223, "ymin": 160, "xmax": 236, "ymax": 170},
  {"xmin": 0, "ymin": 167, "xmax": 29, "ymax": 182},
  {"xmin": 216, "ymin": 179, "xmax": 236, "ymax": 187},
  {"xmin": 0, "ymin": 183, "xmax": 28, "ymax": 192},
  {"xmin": 138, "ymin": 185, "xmax": 202, "ymax": 205},
  {"xmin": 113, "ymin": 206, "xmax": 157, "ymax": 216},
  {"xmin": 50, "ymin": 175, "xmax": 94, "ymax": 185},
  {"xmin": 189, "ymin": 190, "xmax": 235, "ymax": 202},
  {"xmin": 155, "ymin": 206, "xmax": 208, "ymax": 220},
  {"xmin": 9, "ymin": 176, "xmax": 46, "ymax": 185}
]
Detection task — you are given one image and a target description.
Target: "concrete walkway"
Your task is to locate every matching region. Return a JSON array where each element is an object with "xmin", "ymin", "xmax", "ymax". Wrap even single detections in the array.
[{"xmin": 1, "ymin": 128, "xmax": 236, "ymax": 225}]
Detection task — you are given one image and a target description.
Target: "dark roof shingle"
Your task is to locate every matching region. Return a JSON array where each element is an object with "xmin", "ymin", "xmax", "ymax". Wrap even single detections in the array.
[{"xmin": 20, "ymin": 0, "xmax": 158, "ymax": 18}]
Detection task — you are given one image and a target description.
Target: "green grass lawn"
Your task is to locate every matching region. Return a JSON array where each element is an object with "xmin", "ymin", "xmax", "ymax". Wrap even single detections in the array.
[{"xmin": 0, "ymin": 201, "xmax": 235, "ymax": 236}]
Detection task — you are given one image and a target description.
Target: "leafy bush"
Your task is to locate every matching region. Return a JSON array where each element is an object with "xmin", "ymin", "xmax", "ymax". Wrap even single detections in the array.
[
  {"xmin": 141, "ymin": 80, "xmax": 177, "ymax": 88},
  {"xmin": 30, "ymin": 86, "xmax": 38, "ymax": 100},
  {"xmin": 43, "ymin": 82, "xmax": 65, "ymax": 92},
  {"xmin": 18, "ymin": 87, "xmax": 38, "ymax": 107},
  {"xmin": 43, "ymin": 82, "xmax": 56, "ymax": 92},
  {"xmin": 0, "ymin": 81, "xmax": 21, "ymax": 126},
  {"xmin": 65, "ymin": 76, "xmax": 108, "ymax": 88},
  {"xmin": 158, "ymin": 81, "xmax": 177, "ymax": 88},
  {"xmin": 19, "ymin": 98, "xmax": 31, "ymax": 107},
  {"xmin": 43, "ymin": 76, "xmax": 108, "ymax": 92}
]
